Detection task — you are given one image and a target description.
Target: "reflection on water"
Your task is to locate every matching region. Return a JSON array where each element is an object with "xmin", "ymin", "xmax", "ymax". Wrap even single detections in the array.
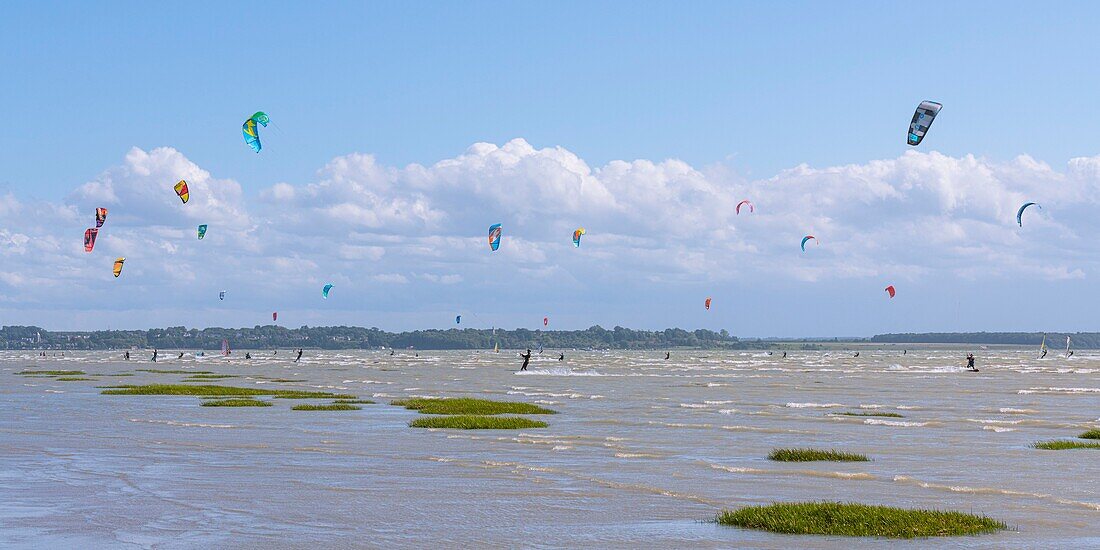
[{"xmin": 1, "ymin": 348, "xmax": 1098, "ymax": 548}]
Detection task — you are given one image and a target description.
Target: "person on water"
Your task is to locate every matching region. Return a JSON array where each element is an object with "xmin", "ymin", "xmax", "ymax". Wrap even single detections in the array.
[
  {"xmin": 520, "ymin": 349, "xmax": 532, "ymax": 371},
  {"xmin": 853, "ymin": 351, "xmax": 860, "ymax": 358},
  {"xmin": 966, "ymin": 353, "xmax": 976, "ymax": 371},
  {"xmin": 124, "ymin": 351, "xmax": 130, "ymax": 361},
  {"xmin": 558, "ymin": 352, "xmax": 564, "ymax": 361},
  {"xmin": 294, "ymin": 348, "xmax": 303, "ymax": 363},
  {"xmin": 245, "ymin": 352, "xmax": 251, "ymax": 360},
  {"xmin": 664, "ymin": 352, "xmax": 670, "ymax": 360},
  {"xmin": 1040, "ymin": 348, "xmax": 1048, "ymax": 359},
  {"xmin": 177, "ymin": 352, "xmax": 184, "ymax": 359},
  {"xmin": 903, "ymin": 349, "xmax": 907, "ymax": 355},
  {"xmin": 151, "ymin": 349, "xmax": 158, "ymax": 362},
  {"xmin": 782, "ymin": 351, "xmax": 787, "ymax": 358},
  {"xmin": 390, "ymin": 349, "xmax": 395, "ymax": 356},
  {"xmin": 1068, "ymin": 350, "xmax": 1075, "ymax": 358}
]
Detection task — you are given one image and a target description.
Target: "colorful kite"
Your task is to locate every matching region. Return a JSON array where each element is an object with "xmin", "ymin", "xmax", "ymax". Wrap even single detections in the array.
[
  {"xmin": 95, "ymin": 208, "xmax": 108, "ymax": 228},
  {"xmin": 572, "ymin": 227, "xmax": 586, "ymax": 248},
  {"xmin": 488, "ymin": 223, "xmax": 502, "ymax": 251},
  {"xmin": 84, "ymin": 228, "xmax": 98, "ymax": 253},
  {"xmin": 705, "ymin": 297, "xmax": 712, "ymax": 310},
  {"xmin": 242, "ymin": 111, "xmax": 269, "ymax": 153},
  {"xmin": 908, "ymin": 100, "xmax": 942, "ymax": 146},
  {"xmin": 885, "ymin": 285, "xmax": 896, "ymax": 298},
  {"xmin": 174, "ymin": 180, "xmax": 189, "ymax": 204},
  {"xmin": 112, "ymin": 257, "xmax": 125, "ymax": 278},
  {"xmin": 736, "ymin": 200, "xmax": 753, "ymax": 215},
  {"xmin": 801, "ymin": 235, "xmax": 816, "ymax": 252},
  {"xmin": 1017, "ymin": 202, "xmax": 1041, "ymax": 227},
  {"xmin": 197, "ymin": 224, "xmax": 207, "ymax": 240},
  {"xmin": 322, "ymin": 284, "xmax": 334, "ymax": 299}
]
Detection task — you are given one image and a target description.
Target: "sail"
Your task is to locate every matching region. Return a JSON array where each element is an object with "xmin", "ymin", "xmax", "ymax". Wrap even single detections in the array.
[
  {"xmin": 1065, "ymin": 336, "xmax": 1072, "ymax": 358},
  {"xmin": 1039, "ymin": 335, "xmax": 1047, "ymax": 358},
  {"xmin": 221, "ymin": 338, "xmax": 230, "ymax": 356}
]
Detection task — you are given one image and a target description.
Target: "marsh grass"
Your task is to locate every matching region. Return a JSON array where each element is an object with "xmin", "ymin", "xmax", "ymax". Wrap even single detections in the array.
[
  {"xmin": 769, "ymin": 448, "xmax": 869, "ymax": 462},
  {"xmin": 333, "ymin": 400, "xmax": 376, "ymax": 404},
  {"xmin": 100, "ymin": 384, "xmax": 355, "ymax": 399},
  {"xmin": 1079, "ymin": 429, "xmax": 1100, "ymax": 440},
  {"xmin": 393, "ymin": 397, "xmax": 556, "ymax": 415},
  {"xmin": 17, "ymin": 370, "xmax": 84, "ymax": 376},
  {"xmin": 1033, "ymin": 440, "xmax": 1100, "ymax": 450},
  {"xmin": 201, "ymin": 398, "xmax": 272, "ymax": 407},
  {"xmin": 292, "ymin": 404, "xmax": 361, "ymax": 411},
  {"xmin": 409, "ymin": 415, "xmax": 548, "ymax": 429},
  {"xmin": 716, "ymin": 502, "xmax": 1005, "ymax": 538},
  {"xmin": 834, "ymin": 412, "xmax": 904, "ymax": 418},
  {"xmin": 136, "ymin": 369, "xmax": 215, "ymax": 374},
  {"xmin": 55, "ymin": 377, "xmax": 94, "ymax": 381}
]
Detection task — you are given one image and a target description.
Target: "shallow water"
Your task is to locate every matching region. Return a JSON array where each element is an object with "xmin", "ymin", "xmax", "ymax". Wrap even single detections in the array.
[{"xmin": 1, "ymin": 348, "xmax": 1097, "ymax": 548}]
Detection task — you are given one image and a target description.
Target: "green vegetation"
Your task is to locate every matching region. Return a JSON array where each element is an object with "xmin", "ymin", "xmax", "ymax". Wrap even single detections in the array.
[
  {"xmin": 1079, "ymin": 429, "xmax": 1100, "ymax": 440},
  {"xmin": 716, "ymin": 502, "xmax": 1005, "ymax": 538},
  {"xmin": 0, "ymin": 324, "xmax": 759, "ymax": 351},
  {"xmin": 409, "ymin": 415, "xmax": 548, "ymax": 429},
  {"xmin": 333, "ymin": 399, "xmax": 375, "ymax": 404},
  {"xmin": 55, "ymin": 377, "xmax": 94, "ymax": 381},
  {"xmin": 201, "ymin": 398, "xmax": 272, "ymax": 407},
  {"xmin": 292, "ymin": 403, "xmax": 361, "ymax": 411},
  {"xmin": 1033, "ymin": 440, "xmax": 1100, "ymax": 450},
  {"xmin": 393, "ymin": 397, "xmax": 556, "ymax": 415},
  {"xmin": 17, "ymin": 370, "xmax": 84, "ymax": 376},
  {"xmin": 769, "ymin": 448, "xmax": 869, "ymax": 462},
  {"xmin": 137, "ymin": 369, "xmax": 214, "ymax": 374},
  {"xmin": 100, "ymin": 384, "xmax": 355, "ymax": 399}
]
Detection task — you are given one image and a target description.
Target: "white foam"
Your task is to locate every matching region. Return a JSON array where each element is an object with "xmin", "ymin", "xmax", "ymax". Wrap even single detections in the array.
[
  {"xmin": 864, "ymin": 419, "xmax": 928, "ymax": 427},
  {"xmin": 785, "ymin": 402, "xmax": 844, "ymax": 409}
]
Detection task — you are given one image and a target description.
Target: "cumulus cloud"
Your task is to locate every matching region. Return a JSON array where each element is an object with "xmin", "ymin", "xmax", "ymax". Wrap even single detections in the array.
[{"xmin": 1, "ymin": 140, "xmax": 1098, "ymax": 330}]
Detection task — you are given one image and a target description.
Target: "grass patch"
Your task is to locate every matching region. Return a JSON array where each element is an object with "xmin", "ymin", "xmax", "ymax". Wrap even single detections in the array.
[
  {"xmin": 392, "ymin": 397, "xmax": 556, "ymax": 415},
  {"xmin": 201, "ymin": 398, "xmax": 272, "ymax": 407},
  {"xmin": 333, "ymin": 399, "xmax": 375, "ymax": 404},
  {"xmin": 136, "ymin": 369, "xmax": 214, "ymax": 374},
  {"xmin": 1079, "ymin": 429, "xmax": 1100, "ymax": 440},
  {"xmin": 716, "ymin": 502, "xmax": 1005, "ymax": 538},
  {"xmin": 55, "ymin": 377, "xmax": 94, "ymax": 381},
  {"xmin": 769, "ymin": 448, "xmax": 869, "ymax": 462},
  {"xmin": 1033, "ymin": 440, "xmax": 1100, "ymax": 450},
  {"xmin": 100, "ymin": 384, "xmax": 354, "ymax": 399},
  {"xmin": 17, "ymin": 370, "xmax": 84, "ymax": 376},
  {"xmin": 292, "ymin": 403, "xmax": 361, "ymax": 411},
  {"xmin": 835, "ymin": 412, "xmax": 903, "ymax": 418},
  {"xmin": 409, "ymin": 415, "xmax": 548, "ymax": 429}
]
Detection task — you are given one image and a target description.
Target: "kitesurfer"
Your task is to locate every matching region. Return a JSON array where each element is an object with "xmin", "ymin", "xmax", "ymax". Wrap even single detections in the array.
[
  {"xmin": 966, "ymin": 354, "xmax": 976, "ymax": 371},
  {"xmin": 854, "ymin": 352, "xmax": 860, "ymax": 358},
  {"xmin": 245, "ymin": 352, "xmax": 251, "ymax": 360},
  {"xmin": 295, "ymin": 349, "xmax": 303, "ymax": 363},
  {"xmin": 782, "ymin": 351, "xmax": 787, "ymax": 358},
  {"xmin": 665, "ymin": 352, "xmax": 670, "ymax": 360},
  {"xmin": 520, "ymin": 349, "xmax": 532, "ymax": 371},
  {"xmin": 177, "ymin": 352, "xmax": 184, "ymax": 359},
  {"xmin": 124, "ymin": 351, "xmax": 130, "ymax": 361},
  {"xmin": 558, "ymin": 353, "xmax": 564, "ymax": 361},
  {"xmin": 151, "ymin": 349, "xmax": 158, "ymax": 362},
  {"xmin": 390, "ymin": 349, "xmax": 395, "ymax": 356}
]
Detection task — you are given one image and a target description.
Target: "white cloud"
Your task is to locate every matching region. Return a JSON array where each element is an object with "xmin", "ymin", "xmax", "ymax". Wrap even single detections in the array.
[{"xmin": 3, "ymin": 140, "xmax": 1100, "ymax": 330}]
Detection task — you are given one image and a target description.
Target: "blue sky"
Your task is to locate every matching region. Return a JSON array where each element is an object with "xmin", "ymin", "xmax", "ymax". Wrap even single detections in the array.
[{"xmin": 2, "ymin": 2, "xmax": 1100, "ymax": 335}]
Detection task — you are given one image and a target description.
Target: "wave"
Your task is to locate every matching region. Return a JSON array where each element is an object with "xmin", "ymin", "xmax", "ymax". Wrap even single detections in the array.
[
  {"xmin": 893, "ymin": 475, "xmax": 1100, "ymax": 511},
  {"xmin": 1018, "ymin": 387, "xmax": 1100, "ymax": 395},
  {"xmin": 515, "ymin": 368, "xmax": 604, "ymax": 376},
  {"xmin": 999, "ymin": 407, "xmax": 1038, "ymax": 414},
  {"xmin": 786, "ymin": 402, "xmax": 845, "ymax": 408},
  {"xmin": 864, "ymin": 419, "xmax": 929, "ymax": 427},
  {"xmin": 709, "ymin": 463, "xmax": 875, "ymax": 481},
  {"xmin": 129, "ymin": 418, "xmax": 236, "ymax": 429}
]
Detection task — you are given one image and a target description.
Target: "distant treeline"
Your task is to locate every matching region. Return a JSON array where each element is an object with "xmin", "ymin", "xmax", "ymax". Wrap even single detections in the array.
[
  {"xmin": 872, "ymin": 332, "xmax": 1095, "ymax": 347},
  {"xmin": 0, "ymin": 325, "xmax": 792, "ymax": 351}
]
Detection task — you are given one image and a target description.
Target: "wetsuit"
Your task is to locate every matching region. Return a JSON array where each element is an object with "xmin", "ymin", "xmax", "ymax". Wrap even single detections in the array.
[
  {"xmin": 124, "ymin": 351, "xmax": 130, "ymax": 361},
  {"xmin": 178, "ymin": 352, "xmax": 184, "ymax": 359},
  {"xmin": 558, "ymin": 353, "xmax": 564, "ymax": 361},
  {"xmin": 295, "ymin": 349, "xmax": 303, "ymax": 363},
  {"xmin": 967, "ymin": 355, "xmax": 976, "ymax": 370},
  {"xmin": 520, "ymin": 350, "xmax": 532, "ymax": 371},
  {"xmin": 152, "ymin": 349, "xmax": 158, "ymax": 362},
  {"xmin": 245, "ymin": 353, "xmax": 251, "ymax": 360},
  {"xmin": 664, "ymin": 352, "xmax": 670, "ymax": 360}
]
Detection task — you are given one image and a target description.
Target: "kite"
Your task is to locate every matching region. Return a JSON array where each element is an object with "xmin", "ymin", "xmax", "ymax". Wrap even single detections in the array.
[
  {"xmin": 242, "ymin": 111, "xmax": 269, "ymax": 153},
  {"xmin": 197, "ymin": 224, "xmax": 207, "ymax": 240},
  {"xmin": 1017, "ymin": 202, "xmax": 1040, "ymax": 227},
  {"xmin": 885, "ymin": 285, "xmax": 896, "ymax": 298},
  {"xmin": 456, "ymin": 315, "xmax": 461, "ymax": 324},
  {"xmin": 173, "ymin": 180, "xmax": 189, "ymax": 204},
  {"xmin": 705, "ymin": 297, "xmax": 712, "ymax": 311},
  {"xmin": 543, "ymin": 317, "xmax": 549, "ymax": 327},
  {"xmin": 83, "ymin": 228, "xmax": 98, "ymax": 253},
  {"xmin": 907, "ymin": 100, "xmax": 942, "ymax": 146},
  {"xmin": 273, "ymin": 312, "xmax": 278, "ymax": 322},
  {"xmin": 112, "ymin": 257, "xmax": 125, "ymax": 278},
  {"xmin": 322, "ymin": 284, "xmax": 334, "ymax": 299},
  {"xmin": 736, "ymin": 200, "xmax": 754, "ymax": 215},
  {"xmin": 219, "ymin": 290, "xmax": 226, "ymax": 301},
  {"xmin": 801, "ymin": 235, "xmax": 816, "ymax": 252},
  {"xmin": 95, "ymin": 208, "xmax": 108, "ymax": 228},
  {"xmin": 572, "ymin": 227, "xmax": 586, "ymax": 248},
  {"xmin": 488, "ymin": 223, "xmax": 502, "ymax": 251}
]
